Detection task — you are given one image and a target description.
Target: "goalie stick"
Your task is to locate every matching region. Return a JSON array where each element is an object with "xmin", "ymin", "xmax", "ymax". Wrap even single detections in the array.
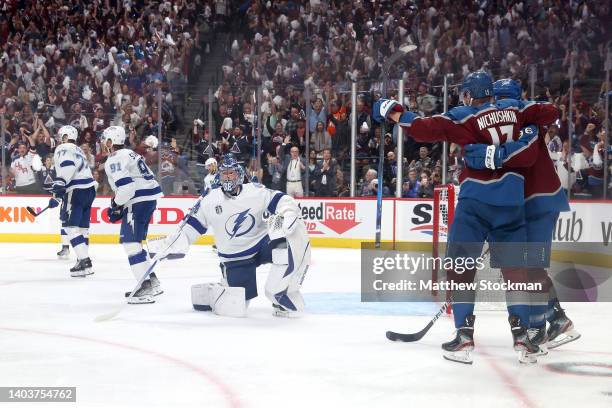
[
  {"xmin": 386, "ymin": 299, "xmax": 452, "ymax": 342},
  {"xmin": 95, "ymin": 195, "xmax": 205, "ymax": 322}
]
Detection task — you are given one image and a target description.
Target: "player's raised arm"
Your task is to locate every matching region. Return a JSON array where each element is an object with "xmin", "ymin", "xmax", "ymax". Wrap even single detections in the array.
[{"xmin": 373, "ymin": 73, "xmax": 502, "ymax": 146}]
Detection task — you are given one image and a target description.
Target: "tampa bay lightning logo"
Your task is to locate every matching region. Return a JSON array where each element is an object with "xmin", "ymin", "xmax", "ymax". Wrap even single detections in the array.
[{"xmin": 225, "ymin": 209, "xmax": 256, "ymax": 239}]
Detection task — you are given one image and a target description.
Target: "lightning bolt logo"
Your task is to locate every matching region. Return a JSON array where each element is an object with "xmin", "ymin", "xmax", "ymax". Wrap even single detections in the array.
[{"xmin": 225, "ymin": 209, "xmax": 255, "ymax": 239}]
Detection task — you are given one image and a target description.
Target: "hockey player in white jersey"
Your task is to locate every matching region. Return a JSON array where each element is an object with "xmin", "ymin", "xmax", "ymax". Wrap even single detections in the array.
[
  {"xmin": 203, "ymin": 157, "xmax": 218, "ymax": 190},
  {"xmin": 103, "ymin": 126, "xmax": 163, "ymax": 304},
  {"xmin": 157, "ymin": 154, "xmax": 310, "ymax": 317},
  {"xmin": 49, "ymin": 125, "xmax": 96, "ymax": 277}
]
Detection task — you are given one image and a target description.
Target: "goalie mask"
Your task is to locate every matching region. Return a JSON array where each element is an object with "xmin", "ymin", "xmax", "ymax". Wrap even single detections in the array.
[{"xmin": 218, "ymin": 154, "xmax": 245, "ymax": 194}]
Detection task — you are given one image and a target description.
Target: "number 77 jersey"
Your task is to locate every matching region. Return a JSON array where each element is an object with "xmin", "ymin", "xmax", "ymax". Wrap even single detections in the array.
[
  {"xmin": 397, "ymin": 98, "xmax": 559, "ymax": 206},
  {"xmin": 53, "ymin": 143, "xmax": 96, "ymax": 192},
  {"xmin": 105, "ymin": 149, "xmax": 163, "ymax": 206}
]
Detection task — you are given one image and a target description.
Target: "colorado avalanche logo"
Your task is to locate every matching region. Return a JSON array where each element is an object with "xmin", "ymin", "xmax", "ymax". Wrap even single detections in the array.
[{"xmin": 225, "ymin": 209, "xmax": 256, "ymax": 239}]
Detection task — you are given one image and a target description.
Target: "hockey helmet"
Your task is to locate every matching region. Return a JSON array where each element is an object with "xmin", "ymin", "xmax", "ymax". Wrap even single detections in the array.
[
  {"xmin": 460, "ymin": 71, "xmax": 494, "ymax": 102},
  {"xmin": 493, "ymin": 79, "xmax": 521, "ymax": 100},
  {"xmin": 103, "ymin": 126, "xmax": 127, "ymax": 146},
  {"xmin": 58, "ymin": 125, "xmax": 78, "ymax": 142}
]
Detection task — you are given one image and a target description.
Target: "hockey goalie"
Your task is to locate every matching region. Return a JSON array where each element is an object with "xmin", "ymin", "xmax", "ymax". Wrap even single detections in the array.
[{"xmin": 149, "ymin": 153, "xmax": 310, "ymax": 318}]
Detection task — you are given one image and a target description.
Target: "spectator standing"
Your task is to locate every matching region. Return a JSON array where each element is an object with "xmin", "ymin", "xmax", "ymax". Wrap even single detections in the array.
[
  {"xmin": 311, "ymin": 121, "xmax": 332, "ymax": 157},
  {"xmin": 416, "ymin": 172, "xmax": 434, "ymax": 198},
  {"xmin": 308, "ymin": 98, "xmax": 327, "ymax": 133},
  {"xmin": 159, "ymin": 143, "xmax": 179, "ymax": 195},
  {"xmin": 282, "ymin": 146, "xmax": 306, "ymax": 197},
  {"xmin": 267, "ymin": 155, "xmax": 284, "ymax": 192},
  {"xmin": 313, "ymin": 149, "xmax": 337, "ymax": 197},
  {"xmin": 10, "ymin": 143, "xmax": 42, "ymax": 194},
  {"xmin": 402, "ymin": 169, "xmax": 421, "ymax": 198}
]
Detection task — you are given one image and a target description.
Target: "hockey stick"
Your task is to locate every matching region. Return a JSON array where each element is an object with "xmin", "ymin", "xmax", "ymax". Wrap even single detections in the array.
[
  {"xmin": 95, "ymin": 196, "xmax": 204, "ymax": 322},
  {"xmin": 26, "ymin": 205, "xmax": 50, "ymax": 217},
  {"xmin": 385, "ymin": 246, "xmax": 494, "ymax": 342},
  {"xmin": 386, "ymin": 299, "xmax": 452, "ymax": 342}
]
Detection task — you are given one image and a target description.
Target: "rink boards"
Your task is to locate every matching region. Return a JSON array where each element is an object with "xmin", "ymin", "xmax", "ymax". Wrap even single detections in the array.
[{"xmin": 0, "ymin": 195, "xmax": 610, "ymax": 256}]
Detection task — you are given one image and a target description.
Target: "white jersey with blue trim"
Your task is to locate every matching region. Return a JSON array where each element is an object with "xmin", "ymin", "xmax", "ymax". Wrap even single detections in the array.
[
  {"xmin": 183, "ymin": 183, "xmax": 297, "ymax": 263},
  {"xmin": 104, "ymin": 149, "xmax": 162, "ymax": 206},
  {"xmin": 53, "ymin": 143, "xmax": 95, "ymax": 192}
]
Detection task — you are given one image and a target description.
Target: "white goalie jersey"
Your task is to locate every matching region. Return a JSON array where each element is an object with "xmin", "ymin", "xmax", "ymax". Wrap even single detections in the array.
[
  {"xmin": 182, "ymin": 183, "xmax": 302, "ymax": 263},
  {"xmin": 104, "ymin": 149, "xmax": 162, "ymax": 206},
  {"xmin": 53, "ymin": 143, "xmax": 95, "ymax": 191}
]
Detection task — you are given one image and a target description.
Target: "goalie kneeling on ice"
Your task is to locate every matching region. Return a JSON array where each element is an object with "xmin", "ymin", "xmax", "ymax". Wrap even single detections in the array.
[{"xmin": 191, "ymin": 283, "xmax": 247, "ymax": 318}]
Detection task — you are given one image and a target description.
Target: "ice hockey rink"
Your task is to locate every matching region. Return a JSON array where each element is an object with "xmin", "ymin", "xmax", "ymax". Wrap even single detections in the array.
[{"xmin": 1, "ymin": 243, "xmax": 611, "ymax": 408}]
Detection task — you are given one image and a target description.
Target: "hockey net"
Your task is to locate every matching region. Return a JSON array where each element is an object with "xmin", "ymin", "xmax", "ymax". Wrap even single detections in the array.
[{"xmin": 432, "ymin": 184, "xmax": 506, "ymax": 312}]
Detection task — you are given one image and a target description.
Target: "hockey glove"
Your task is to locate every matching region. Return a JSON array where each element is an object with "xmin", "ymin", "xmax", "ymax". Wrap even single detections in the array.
[
  {"xmin": 48, "ymin": 197, "xmax": 61, "ymax": 209},
  {"xmin": 50, "ymin": 180, "xmax": 66, "ymax": 197},
  {"xmin": 372, "ymin": 99, "xmax": 404, "ymax": 124},
  {"xmin": 463, "ymin": 144, "xmax": 503, "ymax": 170},
  {"xmin": 107, "ymin": 199, "xmax": 125, "ymax": 223}
]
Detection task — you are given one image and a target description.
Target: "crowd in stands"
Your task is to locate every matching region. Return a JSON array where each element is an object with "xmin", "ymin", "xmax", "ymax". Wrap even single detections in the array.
[
  {"xmin": 188, "ymin": 0, "xmax": 610, "ymax": 199},
  {"xmin": 0, "ymin": 0, "xmax": 219, "ymax": 195},
  {"xmin": 2, "ymin": 0, "xmax": 611, "ymax": 199}
]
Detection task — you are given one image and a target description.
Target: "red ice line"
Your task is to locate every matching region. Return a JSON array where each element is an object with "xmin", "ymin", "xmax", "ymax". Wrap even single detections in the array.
[{"xmin": 0, "ymin": 327, "xmax": 241, "ymax": 408}]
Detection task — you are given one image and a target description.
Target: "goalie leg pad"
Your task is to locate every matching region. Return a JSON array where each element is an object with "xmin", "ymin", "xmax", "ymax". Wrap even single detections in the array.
[
  {"xmin": 265, "ymin": 245, "xmax": 307, "ymax": 312},
  {"xmin": 191, "ymin": 283, "xmax": 247, "ymax": 317}
]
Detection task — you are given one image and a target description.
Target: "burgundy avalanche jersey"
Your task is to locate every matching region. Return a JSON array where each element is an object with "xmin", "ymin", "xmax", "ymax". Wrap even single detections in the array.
[{"xmin": 398, "ymin": 99, "xmax": 559, "ymax": 206}]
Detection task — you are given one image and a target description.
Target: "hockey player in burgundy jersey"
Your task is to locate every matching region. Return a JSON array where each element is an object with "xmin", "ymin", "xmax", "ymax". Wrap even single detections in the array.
[
  {"xmin": 462, "ymin": 79, "xmax": 580, "ymax": 351},
  {"xmin": 374, "ymin": 71, "xmax": 559, "ymax": 364}
]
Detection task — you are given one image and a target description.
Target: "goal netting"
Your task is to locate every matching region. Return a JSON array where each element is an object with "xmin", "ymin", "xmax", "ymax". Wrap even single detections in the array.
[{"xmin": 432, "ymin": 184, "xmax": 506, "ymax": 312}]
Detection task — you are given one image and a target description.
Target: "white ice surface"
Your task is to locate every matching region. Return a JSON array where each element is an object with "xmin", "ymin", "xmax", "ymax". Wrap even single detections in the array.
[{"xmin": 0, "ymin": 244, "xmax": 611, "ymax": 408}]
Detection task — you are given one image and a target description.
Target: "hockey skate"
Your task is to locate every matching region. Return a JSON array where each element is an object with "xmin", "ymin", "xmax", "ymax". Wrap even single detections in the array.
[
  {"xmin": 442, "ymin": 315, "xmax": 475, "ymax": 364},
  {"xmin": 509, "ymin": 315, "xmax": 540, "ymax": 364},
  {"xmin": 149, "ymin": 272, "xmax": 164, "ymax": 296},
  {"xmin": 57, "ymin": 245, "xmax": 70, "ymax": 259},
  {"xmin": 546, "ymin": 303, "xmax": 581, "ymax": 349},
  {"xmin": 526, "ymin": 326, "xmax": 549, "ymax": 357},
  {"xmin": 272, "ymin": 303, "xmax": 301, "ymax": 318},
  {"xmin": 70, "ymin": 258, "xmax": 93, "ymax": 277},
  {"xmin": 125, "ymin": 280, "xmax": 155, "ymax": 304}
]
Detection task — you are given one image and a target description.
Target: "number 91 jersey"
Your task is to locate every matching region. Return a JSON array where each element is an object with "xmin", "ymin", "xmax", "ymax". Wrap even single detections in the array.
[
  {"xmin": 53, "ymin": 143, "xmax": 95, "ymax": 192},
  {"xmin": 104, "ymin": 149, "xmax": 162, "ymax": 206}
]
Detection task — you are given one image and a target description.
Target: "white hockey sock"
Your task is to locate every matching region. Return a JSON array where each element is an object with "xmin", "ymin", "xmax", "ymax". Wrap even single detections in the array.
[
  {"xmin": 66, "ymin": 227, "xmax": 88, "ymax": 260},
  {"xmin": 61, "ymin": 228, "xmax": 69, "ymax": 246},
  {"xmin": 80, "ymin": 227, "xmax": 90, "ymax": 252},
  {"xmin": 123, "ymin": 242, "xmax": 151, "ymax": 281}
]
